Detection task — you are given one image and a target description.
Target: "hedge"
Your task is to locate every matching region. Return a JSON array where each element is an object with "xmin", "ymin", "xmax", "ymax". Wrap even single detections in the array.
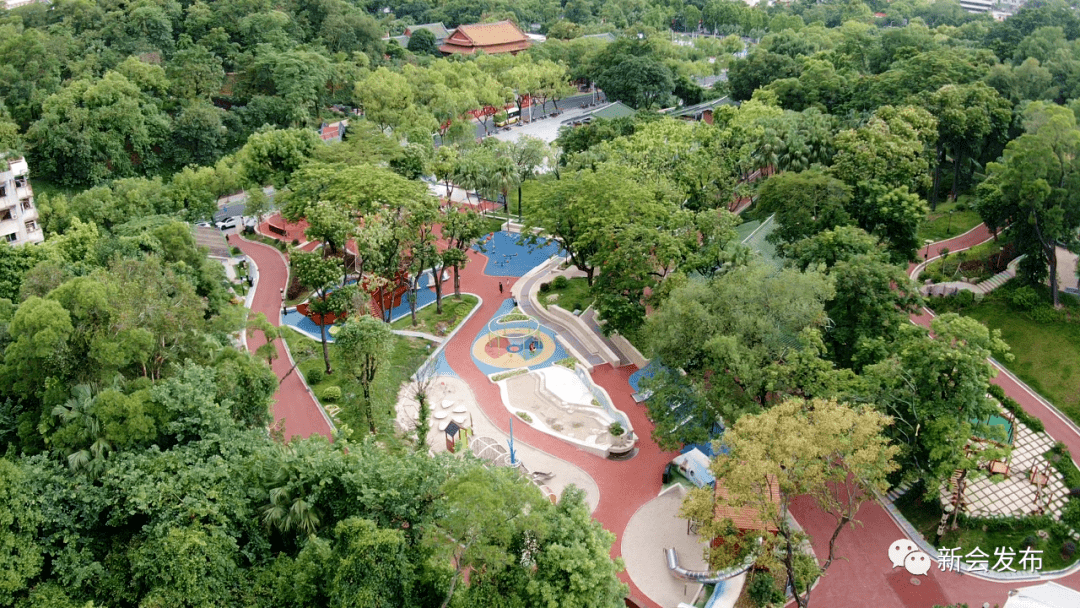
[{"xmin": 987, "ymin": 384, "xmax": 1045, "ymax": 433}]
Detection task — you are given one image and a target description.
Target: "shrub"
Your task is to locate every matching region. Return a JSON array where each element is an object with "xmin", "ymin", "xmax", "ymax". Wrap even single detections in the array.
[
  {"xmin": 747, "ymin": 572, "xmax": 782, "ymax": 607},
  {"xmin": 320, "ymin": 386, "xmax": 342, "ymax": 402},
  {"xmin": 1046, "ymin": 442, "xmax": 1080, "ymax": 487},
  {"xmin": 291, "ymin": 238, "xmax": 300, "ymax": 246},
  {"xmin": 539, "ymin": 282, "xmax": 551, "ymax": 293},
  {"xmin": 1062, "ymin": 500, "xmax": 1080, "ymax": 530},
  {"xmin": 1008, "ymin": 286, "xmax": 1040, "ymax": 311},
  {"xmin": 277, "ymin": 239, "xmax": 288, "ymax": 251},
  {"xmin": 305, "ymin": 367, "xmax": 324, "ymax": 385},
  {"xmin": 515, "ymin": 411, "xmax": 532, "ymax": 423},
  {"xmin": 1029, "ymin": 305, "xmax": 1063, "ymax": 323},
  {"xmin": 609, "ymin": 422, "xmax": 624, "ymax": 436},
  {"xmin": 1022, "ymin": 534, "xmax": 1038, "ymax": 548},
  {"xmin": 1062, "ymin": 540, "xmax": 1077, "ymax": 560},
  {"xmin": 552, "ymin": 275, "xmax": 569, "ymax": 289}
]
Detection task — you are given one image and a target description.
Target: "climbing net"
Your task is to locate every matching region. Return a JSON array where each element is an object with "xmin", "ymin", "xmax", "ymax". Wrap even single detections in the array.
[{"xmin": 486, "ymin": 311, "xmax": 542, "ymax": 355}]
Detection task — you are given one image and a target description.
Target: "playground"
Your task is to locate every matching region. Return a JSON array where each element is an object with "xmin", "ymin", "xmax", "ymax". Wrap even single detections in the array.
[
  {"xmin": 500, "ymin": 366, "xmax": 636, "ymax": 458},
  {"xmin": 475, "ymin": 230, "xmax": 562, "ymax": 277},
  {"xmin": 470, "ymin": 301, "xmax": 567, "ymax": 374},
  {"xmin": 282, "ymin": 271, "xmax": 443, "ymax": 342}
]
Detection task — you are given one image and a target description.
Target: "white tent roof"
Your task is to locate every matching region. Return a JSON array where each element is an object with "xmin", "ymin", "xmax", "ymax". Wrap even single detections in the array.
[{"xmin": 1003, "ymin": 582, "xmax": 1080, "ymax": 608}]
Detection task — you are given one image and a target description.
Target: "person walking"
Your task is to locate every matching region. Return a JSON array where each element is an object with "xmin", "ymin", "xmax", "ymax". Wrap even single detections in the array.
[{"xmin": 498, "ymin": 281, "xmax": 503, "ymax": 293}]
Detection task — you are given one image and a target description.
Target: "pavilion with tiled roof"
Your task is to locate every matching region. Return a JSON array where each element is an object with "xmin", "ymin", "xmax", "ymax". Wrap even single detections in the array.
[{"xmin": 439, "ymin": 20, "xmax": 531, "ymax": 56}]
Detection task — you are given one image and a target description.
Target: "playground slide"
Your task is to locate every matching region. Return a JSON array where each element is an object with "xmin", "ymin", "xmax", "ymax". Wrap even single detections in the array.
[{"xmin": 664, "ymin": 548, "xmax": 754, "ymax": 585}]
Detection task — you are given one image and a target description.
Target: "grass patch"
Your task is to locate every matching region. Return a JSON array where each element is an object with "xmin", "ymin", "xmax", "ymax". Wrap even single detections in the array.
[
  {"xmin": 492, "ymin": 368, "xmax": 527, "ymax": 382},
  {"xmin": 918, "ymin": 198, "xmax": 983, "ymax": 243},
  {"xmin": 281, "ymin": 325, "xmax": 432, "ymax": 439},
  {"xmin": 895, "ymin": 483, "xmax": 1079, "ymax": 571},
  {"xmin": 539, "ymin": 276, "xmax": 593, "ymax": 311},
  {"xmin": 919, "ymin": 239, "xmax": 1008, "ymax": 284},
  {"xmin": 959, "ymin": 297, "xmax": 1080, "ymax": 425},
  {"xmin": 515, "ymin": 411, "xmax": 532, "ymax": 422},
  {"xmin": 391, "ymin": 294, "xmax": 478, "ymax": 336},
  {"xmin": 555, "ymin": 357, "xmax": 577, "ymax": 370}
]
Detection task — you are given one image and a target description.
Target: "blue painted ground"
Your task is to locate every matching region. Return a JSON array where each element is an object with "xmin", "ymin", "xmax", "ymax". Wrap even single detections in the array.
[
  {"xmin": 383, "ymin": 272, "xmax": 439, "ymax": 324},
  {"xmin": 281, "ymin": 272, "xmax": 445, "ymax": 342},
  {"xmin": 628, "ymin": 360, "xmax": 662, "ymax": 393},
  {"xmin": 473, "ymin": 231, "xmax": 562, "ymax": 277},
  {"xmin": 468, "ymin": 298, "xmax": 568, "ymax": 376}
]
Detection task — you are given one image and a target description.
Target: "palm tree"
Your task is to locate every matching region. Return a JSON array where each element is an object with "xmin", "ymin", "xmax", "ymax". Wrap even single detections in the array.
[
  {"xmin": 485, "ymin": 155, "xmax": 519, "ymax": 215},
  {"xmin": 263, "ymin": 486, "xmax": 321, "ymax": 537}
]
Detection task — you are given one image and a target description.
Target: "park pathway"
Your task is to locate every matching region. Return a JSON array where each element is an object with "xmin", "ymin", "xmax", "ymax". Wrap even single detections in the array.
[
  {"xmin": 788, "ymin": 223, "xmax": 1080, "ymax": 608},
  {"xmin": 227, "ymin": 233, "xmax": 334, "ymax": 442}
]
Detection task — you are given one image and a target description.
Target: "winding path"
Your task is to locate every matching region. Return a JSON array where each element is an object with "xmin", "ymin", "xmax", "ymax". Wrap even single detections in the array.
[{"xmin": 227, "ymin": 234, "xmax": 334, "ymax": 442}]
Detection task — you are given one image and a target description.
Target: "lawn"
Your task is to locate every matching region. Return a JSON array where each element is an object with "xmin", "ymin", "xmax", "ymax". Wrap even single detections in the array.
[
  {"xmin": 919, "ymin": 239, "xmax": 1008, "ymax": 284},
  {"xmin": 895, "ymin": 485, "xmax": 1078, "ymax": 571},
  {"xmin": 281, "ymin": 326, "xmax": 434, "ymax": 439},
  {"xmin": 918, "ymin": 198, "xmax": 983, "ymax": 244},
  {"xmin": 961, "ymin": 298, "xmax": 1080, "ymax": 425},
  {"xmin": 391, "ymin": 294, "xmax": 478, "ymax": 336},
  {"xmin": 537, "ymin": 277, "xmax": 594, "ymax": 312}
]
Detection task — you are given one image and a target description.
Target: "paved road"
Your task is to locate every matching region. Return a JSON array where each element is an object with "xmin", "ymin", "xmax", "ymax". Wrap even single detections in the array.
[{"xmin": 227, "ymin": 233, "xmax": 334, "ymax": 442}]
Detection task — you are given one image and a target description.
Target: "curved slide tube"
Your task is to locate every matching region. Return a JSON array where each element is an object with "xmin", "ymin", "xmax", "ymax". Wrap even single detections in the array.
[{"xmin": 665, "ymin": 548, "xmax": 755, "ymax": 585}]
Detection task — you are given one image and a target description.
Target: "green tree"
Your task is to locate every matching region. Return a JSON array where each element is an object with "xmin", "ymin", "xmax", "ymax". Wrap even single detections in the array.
[
  {"xmin": 290, "ymin": 251, "xmax": 341, "ymax": 374},
  {"xmin": 334, "ymin": 316, "xmax": 392, "ymax": 434},
  {"xmin": 0, "ymin": 458, "xmax": 44, "ymax": 605},
  {"xmin": 433, "ymin": 466, "xmax": 546, "ymax": 608},
  {"xmin": 507, "ymin": 137, "xmax": 549, "ymax": 221},
  {"xmin": 596, "ymin": 55, "xmax": 674, "ymax": 110},
  {"xmin": 407, "ymin": 28, "xmax": 439, "ymax": 56},
  {"xmin": 238, "ymin": 128, "xmax": 319, "ymax": 189},
  {"xmin": 681, "ymin": 398, "xmax": 898, "ymax": 608},
  {"xmin": 976, "ymin": 101, "xmax": 1080, "ymax": 307},
  {"xmin": 924, "ymin": 82, "xmax": 1011, "ymax": 209},
  {"xmin": 643, "ymin": 259, "xmax": 836, "ymax": 442},
  {"xmin": 26, "ymin": 71, "xmax": 171, "ymax": 186},
  {"xmin": 756, "ymin": 170, "xmax": 853, "ymax": 247},
  {"xmin": 441, "ymin": 204, "xmax": 487, "ymax": 297},
  {"xmin": 863, "ymin": 314, "xmax": 1010, "ymax": 490}
]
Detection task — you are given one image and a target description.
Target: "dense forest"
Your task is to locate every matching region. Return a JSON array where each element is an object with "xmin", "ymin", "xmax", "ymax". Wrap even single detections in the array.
[{"xmin": 4, "ymin": 0, "xmax": 1080, "ymax": 606}]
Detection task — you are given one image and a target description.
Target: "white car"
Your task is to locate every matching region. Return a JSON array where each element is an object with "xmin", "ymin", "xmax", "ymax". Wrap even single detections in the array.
[
  {"xmin": 194, "ymin": 221, "xmax": 212, "ymax": 228},
  {"xmin": 215, "ymin": 216, "xmax": 240, "ymax": 230}
]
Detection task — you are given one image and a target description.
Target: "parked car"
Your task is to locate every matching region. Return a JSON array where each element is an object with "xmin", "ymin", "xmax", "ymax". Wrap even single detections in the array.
[{"xmin": 215, "ymin": 216, "xmax": 240, "ymax": 230}]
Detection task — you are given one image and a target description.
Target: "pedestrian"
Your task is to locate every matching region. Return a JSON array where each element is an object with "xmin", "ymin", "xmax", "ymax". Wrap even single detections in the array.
[{"xmin": 499, "ymin": 281, "xmax": 503, "ymax": 293}]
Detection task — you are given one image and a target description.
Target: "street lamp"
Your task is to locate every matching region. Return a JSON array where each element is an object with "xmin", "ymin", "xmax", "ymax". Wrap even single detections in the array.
[
  {"xmin": 280, "ymin": 288, "xmax": 286, "ymax": 316},
  {"xmin": 924, "ymin": 239, "xmax": 934, "ymax": 260}
]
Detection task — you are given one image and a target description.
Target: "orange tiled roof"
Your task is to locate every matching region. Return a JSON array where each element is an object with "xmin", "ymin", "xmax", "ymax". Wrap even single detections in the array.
[
  {"xmin": 439, "ymin": 20, "xmax": 531, "ymax": 55},
  {"xmin": 713, "ymin": 475, "xmax": 781, "ymax": 533}
]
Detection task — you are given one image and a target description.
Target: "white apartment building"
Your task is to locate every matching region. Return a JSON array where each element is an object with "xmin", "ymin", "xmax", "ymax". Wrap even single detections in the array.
[{"xmin": 0, "ymin": 157, "xmax": 44, "ymax": 246}]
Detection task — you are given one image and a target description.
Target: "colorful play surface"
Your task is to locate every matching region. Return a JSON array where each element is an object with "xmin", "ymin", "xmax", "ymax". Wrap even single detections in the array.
[
  {"xmin": 470, "ymin": 299, "xmax": 568, "ymax": 375},
  {"xmin": 282, "ymin": 272, "xmax": 442, "ymax": 342},
  {"xmin": 474, "ymin": 231, "xmax": 562, "ymax": 277}
]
